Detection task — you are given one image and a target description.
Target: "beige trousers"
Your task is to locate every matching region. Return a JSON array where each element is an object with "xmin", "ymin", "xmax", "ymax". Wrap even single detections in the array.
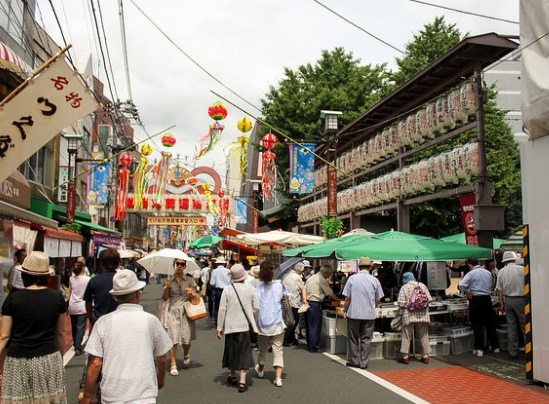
[
  {"xmin": 258, "ymin": 332, "xmax": 285, "ymax": 368},
  {"xmin": 400, "ymin": 322, "xmax": 430, "ymax": 355}
]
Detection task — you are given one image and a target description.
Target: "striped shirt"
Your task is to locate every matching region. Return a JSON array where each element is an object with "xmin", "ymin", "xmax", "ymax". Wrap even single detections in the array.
[{"xmin": 342, "ymin": 271, "xmax": 383, "ymax": 320}]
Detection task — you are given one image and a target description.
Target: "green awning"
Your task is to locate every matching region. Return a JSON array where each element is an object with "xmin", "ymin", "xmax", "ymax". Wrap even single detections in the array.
[
  {"xmin": 74, "ymin": 219, "xmax": 120, "ymax": 234},
  {"xmin": 30, "ymin": 198, "xmax": 91, "ymax": 222}
]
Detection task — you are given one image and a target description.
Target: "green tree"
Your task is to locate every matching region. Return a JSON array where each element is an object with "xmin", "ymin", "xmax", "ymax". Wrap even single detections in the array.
[
  {"xmin": 392, "ymin": 16, "xmax": 465, "ymax": 85},
  {"xmin": 260, "ymin": 48, "xmax": 391, "ymax": 222}
]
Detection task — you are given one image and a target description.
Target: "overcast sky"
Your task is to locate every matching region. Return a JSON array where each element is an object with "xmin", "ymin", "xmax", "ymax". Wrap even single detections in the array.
[{"xmin": 36, "ymin": 0, "xmax": 519, "ymax": 182}]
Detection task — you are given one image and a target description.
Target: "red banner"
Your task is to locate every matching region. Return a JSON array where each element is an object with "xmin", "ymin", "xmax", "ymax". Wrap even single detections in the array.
[
  {"xmin": 66, "ymin": 181, "xmax": 75, "ymax": 223},
  {"xmin": 327, "ymin": 166, "xmax": 337, "ymax": 216},
  {"xmin": 459, "ymin": 193, "xmax": 477, "ymax": 245}
]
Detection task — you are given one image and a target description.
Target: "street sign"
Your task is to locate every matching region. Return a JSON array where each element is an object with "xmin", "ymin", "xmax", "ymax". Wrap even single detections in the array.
[{"xmin": 147, "ymin": 216, "xmax": 206, "ymax": 226}]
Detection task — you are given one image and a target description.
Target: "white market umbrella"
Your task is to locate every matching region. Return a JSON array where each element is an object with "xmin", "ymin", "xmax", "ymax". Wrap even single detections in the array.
[
  {"xmin": 118, "ymin": 249, "xmax": 139, "ymax": 259},
  {"xmin": 236, "ymin": 230, "xmax": 324, "ymax": 246},
  {"xmin": 137, "ymin": 248, "xmax": 200, "ymax": 276}
]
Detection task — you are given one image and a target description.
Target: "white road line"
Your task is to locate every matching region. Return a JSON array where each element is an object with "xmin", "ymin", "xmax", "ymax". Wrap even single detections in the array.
[{"xmin": 324, "ymin": 353, "xmax": 431, "ymax": 404}]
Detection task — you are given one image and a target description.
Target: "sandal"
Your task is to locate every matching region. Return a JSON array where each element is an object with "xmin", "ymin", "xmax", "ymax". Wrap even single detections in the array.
[
  {"xmin": 170, "ymin": 366, "xmax": 179, "ymax": 376},
  {"xmin": 238, "ymin": 382, "xmax": 247, "ymax": 393},
  {"xmin": 183, "ymin": 355, "xmax": 191, "ymax": 369},
  {"xmin": 227, "ymin": 375, "xmax": 238, "ymax": 385}
]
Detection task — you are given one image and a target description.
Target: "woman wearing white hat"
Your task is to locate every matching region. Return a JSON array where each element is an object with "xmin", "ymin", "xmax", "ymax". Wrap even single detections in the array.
[{"xmin": 0, "ymin": 251, "xmax": 68, "ymax": 403}]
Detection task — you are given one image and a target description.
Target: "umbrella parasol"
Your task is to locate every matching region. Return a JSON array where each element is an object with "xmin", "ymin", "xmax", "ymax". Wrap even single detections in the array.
[
  {"xmin": 118, "ymin": 249, "xmax": 139, "ymax": 259},
  {"xmin": 283, "ymin": 234, "xmax": 368, "ymax": 258},
  {"xmin": 440, "ymin": 232, "xmax": 504, "ymax": 250},
  {"xmin": 137, "ymin": 248, "xmax": 200, "ymax": 276},
  {"xmin": 189, "ymin": 235, "xmax": 223, "ymax": 249},
  {"xmin": 237, "ymin": 230, "xmax": 324, "ymax": 246}
]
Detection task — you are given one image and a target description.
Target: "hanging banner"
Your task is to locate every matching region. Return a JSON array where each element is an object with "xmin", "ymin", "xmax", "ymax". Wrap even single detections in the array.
[
  {"xmin": 0, "ymin": 56, "xmax": 99, "ymax": 183},
  {"xmin": 88, "ymin": 162, "xmax": 109, "ymax": 204},
  {"xmin": 460, "ymin": 193, "xmax": 478, "ymax": 245},
  {"xmin": 289, "ymin": 143, "xmax": 315, "ymax": 194},
  {"xmin": 57, "ymin": 166, "xmax": 69, "ymax": 202},
  {"xmin": 235, "ymin": 197, "xmax": 248, "ymax": 224}
]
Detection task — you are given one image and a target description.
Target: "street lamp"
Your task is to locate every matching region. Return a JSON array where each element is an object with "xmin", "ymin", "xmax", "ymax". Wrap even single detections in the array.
[
  {"xmin": 320, "ymin": 110, "xmax": 342, "ymax": 217},
  {"xmin": 63, "ymin": 133, "xmax": 83, "ymax": 223}
]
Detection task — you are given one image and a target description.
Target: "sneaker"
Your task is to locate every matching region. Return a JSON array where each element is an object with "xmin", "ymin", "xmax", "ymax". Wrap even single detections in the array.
[
  {"xmin": 255, "ymin": 364, "xmax": 264, "ymax": 378},
  {"xmin": 273, "ymin": 378, "xmax": 283, "ymax": 387},
  {"xmin": 476, "ymin": 350, "xmax": 484, "ymax": 357},
  {"xmin": 493, "ymin": 348, "xmax": 500, "ymax": 354}
]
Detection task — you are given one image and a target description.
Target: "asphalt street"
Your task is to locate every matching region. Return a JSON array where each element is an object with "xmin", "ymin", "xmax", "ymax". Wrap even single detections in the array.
[{"xmin": 64, "ymin": 282, "xmax": 417, "ymax": 404}]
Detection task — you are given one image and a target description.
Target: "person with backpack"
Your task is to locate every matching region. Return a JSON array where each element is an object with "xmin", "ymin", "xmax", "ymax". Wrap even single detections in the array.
[{"xmin": 397, "ymin": 272, "xmax": 432, "ymax": 364}]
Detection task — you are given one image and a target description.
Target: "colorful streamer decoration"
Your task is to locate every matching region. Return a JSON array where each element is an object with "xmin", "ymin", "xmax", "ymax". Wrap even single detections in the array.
[
  {"xmin": 133, "ymin": 144, "xmax": 153, "ymax": 210},
  {"xmin": 195, "ymin": 102, "xmax": 228, "ymax": 159},
  {"xmin": 261, "ymin": 133, "xmax": 278, "ymax": 200},
  {"xmin": 236, "ymin": 136, "xmax": 249, "ymax": 176},
  {"xmin": 161, "ymin": 133, "xmax": 176, "ymax": 147},
  {"xmin": 151, "ymin": 152, "xmax": 172, "ymax": 207},
  {"xmin": 115, "ymin": 153, "xmax": 132, "ymax": 221},
  {"xmin": 202, "ymin": 183, "xmax": 219, "ymax": 216},
  {"xmin": 218, "ymin": 189, "xmax": 229, "ymax": 227}
]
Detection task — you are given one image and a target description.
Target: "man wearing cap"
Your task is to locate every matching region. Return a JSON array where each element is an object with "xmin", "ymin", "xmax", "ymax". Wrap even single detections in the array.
[
  {"xmin": 282, "ymin": 262, "xmax": 305, "ymax": 346},
  {"xmin": 459, "ymin": 257, "xmax": 500, "ymax": 357},
  {"xmin": 210, "ymin": 256, "xmax": 231, "ymax": 326},
  {"xmin": 303, "ymin": 264, "xmax": 340, "ymax": 353},
  {"xmin": 496, "ymin": 251, "xmax": 525, "ymax": 359},
  {"xmin": 82, "ymin": 270, "xmax": 172, "ymax": 404},
  {"xmin": 342, "ymin": 257, "xmax": 384, "ymax": 369}
]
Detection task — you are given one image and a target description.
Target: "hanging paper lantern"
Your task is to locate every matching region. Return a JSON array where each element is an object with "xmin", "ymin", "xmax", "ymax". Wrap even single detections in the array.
[
  {"xmin": 261, "ymin": 132, "xmax": 278, "ymax": 150},
  {"xmin": 161, "ymin": 133, "xmax": 176, "ymax": 147},
  {"xmin": 208, "ymin": 101, "xmax": 228, "ymax": 121},
  {"xmin": 237, "ymin": 117, "xmax": 253, "ymax": 133},
  {"xmin": 119, "ymin": 153, "xmax": 132, "ymax": 167},
  {"xmin": 140, "ymin": 143, "xmax": 153, "ymax": 156}
]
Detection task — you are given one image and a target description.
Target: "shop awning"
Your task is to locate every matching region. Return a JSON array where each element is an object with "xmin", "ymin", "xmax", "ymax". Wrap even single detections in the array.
[
  {"xmin": 222, "ymin": 239, "xmax": 258, "ymax": 254},
  {"xmin": 74, "ymin": 219, "xmax": 120, "ymax": 234},
  {"xmin": 43, "ymin": 227, "xmax": 84, "ymax": 242},
  {"xmin": 0, "ymin": 42, "xmax": 32, "ymax": 77},
  {"xmin": 0, "ymin": 200, "xmax": 58, "ymax": 228}
]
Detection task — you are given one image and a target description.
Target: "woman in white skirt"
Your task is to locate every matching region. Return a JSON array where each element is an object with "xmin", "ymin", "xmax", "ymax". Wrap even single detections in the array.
[
  {"xmin": 162, "ymin": 258, "xmax": 198, "ymax": 376},
  {"xmin": 0, "ymin": 251, "xmax": 67, "ymax": 404}
]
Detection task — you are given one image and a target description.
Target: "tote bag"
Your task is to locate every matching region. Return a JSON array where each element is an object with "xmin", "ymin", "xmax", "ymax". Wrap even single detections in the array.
[{"xmin": 183, "ymin": 296, "xmax": 208, "ymax": 321}]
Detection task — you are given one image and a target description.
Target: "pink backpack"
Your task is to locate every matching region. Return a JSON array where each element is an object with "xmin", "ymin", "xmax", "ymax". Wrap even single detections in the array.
[{"xmin": 407, "ymin": 284, "xmax": 430, "ymax": 311}]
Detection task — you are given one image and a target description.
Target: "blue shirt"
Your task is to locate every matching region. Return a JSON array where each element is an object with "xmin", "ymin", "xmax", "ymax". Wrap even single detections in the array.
[
  {"xmin": 342, "ymin": 271, "xmax": 384, "ymax": 320},
  {"xmin": 458, "ymin": 266, "xmax": 492, "ymax": 296},
  {"xmin": 209, "ymin": 265, "xmax": 231, "ymax": 289}
]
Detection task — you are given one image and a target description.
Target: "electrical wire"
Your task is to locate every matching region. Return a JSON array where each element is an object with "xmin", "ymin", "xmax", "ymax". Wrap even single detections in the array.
[
  {"xmin": 47, "ymin": 0, "xmax": 73, "ymax": 63},
  {"xmin": 118, "ymin": 0, "xmax": 133, "ymax": 100},
  {"xmin": 408, "ymin": 0, "xmax": 519, "ymax": 25},
  {"xmin": 313, "ymin": 0, "xmax": 406, "ymax": 54}
]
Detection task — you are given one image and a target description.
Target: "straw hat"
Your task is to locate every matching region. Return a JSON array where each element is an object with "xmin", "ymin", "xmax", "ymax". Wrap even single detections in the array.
[
  {"xmin": 249, "ymin": 265, "xmax": 260, "ymax": 278},
  {"xmin": 358, "ymin": 257, "xmax": 373, "ymax": 267},
  {"xmin": 17, "ymin": 251, "xmax": 54, "ymax": 276},
  {"xmin": 109, "ymin": 269, "xmax": 146, "ymax": 295}
]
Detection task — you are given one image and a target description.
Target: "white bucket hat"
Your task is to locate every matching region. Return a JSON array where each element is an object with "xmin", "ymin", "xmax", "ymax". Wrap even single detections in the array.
[
  {"xmin": 18, "ymin": 251, "xmax": 54, "ymax": 276},
  {"xmin": 110, "ymin": 269, "xmax": 146, "ymax": 295}
]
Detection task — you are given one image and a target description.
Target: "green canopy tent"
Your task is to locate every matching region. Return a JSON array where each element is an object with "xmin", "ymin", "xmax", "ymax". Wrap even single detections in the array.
[
  {"xmin": 283, "ymin": 230, "xmax": 492, "ymax": 261},
  {"xmin": 189, "ymin": 235, "xmax": 223, "ymax": 249},
  {"xmin": 440, "ymin": 232, "xmax": 504, "ymax": 250}
]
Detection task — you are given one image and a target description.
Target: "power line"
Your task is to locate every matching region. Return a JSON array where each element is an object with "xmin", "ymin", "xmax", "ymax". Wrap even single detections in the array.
[
  {"xmin": 312, "ymin": 0, "xmax": 406, "ymax": 55},
  {"xmin": 118, "ymin": 0, "xmax": 133, "ymax": 100},
  {"xmin": 408, "ymin": 0, "xmax": 519, "ymax": 25}
]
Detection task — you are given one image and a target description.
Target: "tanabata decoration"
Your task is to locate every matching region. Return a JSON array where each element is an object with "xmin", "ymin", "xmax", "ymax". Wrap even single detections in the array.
[
  {"xmin": 218, "ymin": 189, "xmax": 229, "ymax": 227},
  {"xmin": 151, "ymin": 152, "xmax": 172, "ymax": 207},
  {"xmin": 133, "ymin": 143, "xmax": 153, "ymax": 210},
  {"xmin": 261, "ymin": 132, "xmax": 278, "ymax": 200},
  {"xmin": 161, "ymin": 133, "xmax": 176, "ymax": 147},
  {"xmin": 237, "ymin": 117, "xmax": 252, "ymax": 133},
  {"xmin": 115, "ymin": 153, "xmax": 132, "ymax": 221},
  {"xmin": 196, "ymin": 102, "xmax": 228, "ymax": 159},
  {"xmin": 202, "ymin": 183, "xmax": 219, "ymax": 216}
]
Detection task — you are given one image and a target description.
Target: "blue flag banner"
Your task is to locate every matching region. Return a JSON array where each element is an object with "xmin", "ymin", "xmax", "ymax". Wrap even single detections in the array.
[
  {"xmin": 235, "ymin": 197, "xmax": 248, "ymax": 224},
  {"xmin": 289, "ymin": 143, "xmax": 315, "ymax": 194},
  {"xmin": 87, "ymin": 163, "xmax": 110, "ymax": 204}
]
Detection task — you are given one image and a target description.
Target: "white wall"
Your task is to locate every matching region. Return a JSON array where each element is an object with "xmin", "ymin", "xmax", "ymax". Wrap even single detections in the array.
[{"xmin": 522, "ymin": 134, "xmax": 549, "ymax": 382}]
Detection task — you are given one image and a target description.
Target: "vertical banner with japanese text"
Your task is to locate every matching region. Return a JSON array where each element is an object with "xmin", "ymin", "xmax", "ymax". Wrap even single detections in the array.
[
  {"xmin": 57, "ymin": 166, "xmax": 69, "ymax": 202},
  {"xmin": 289, "ymin": 143, "xmax": 315, "ymax": 194},
  {"xmin": 88, "ymin": 162, "xmax": 110, "ymax": 204},
  {"xmin": 0, "ymin": 56, "xmax": 99, "ymax": 182},
  {"xmin": 460, "ymin": 193, "xmax": 478, "ymax": 245}
]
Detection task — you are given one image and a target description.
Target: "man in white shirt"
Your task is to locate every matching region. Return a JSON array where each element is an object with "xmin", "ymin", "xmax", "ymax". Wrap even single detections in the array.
[
  {"xmin": 209, "ymin": 256, "xmax": 231, "ymax": 326},
  {"xmin": 283, "ymin": 262, "xmax": 305, "ymax": 346},
  {"xmin": 82, "ymin": 270, "xmax": 172, "ymax": 404},
  {"xmin": 496, "ymin": 251, "xmax": 525, "ymax": 359},
  {"xmin": 7, "ymin": 249, "xmax": 26, "ymax": 292}
]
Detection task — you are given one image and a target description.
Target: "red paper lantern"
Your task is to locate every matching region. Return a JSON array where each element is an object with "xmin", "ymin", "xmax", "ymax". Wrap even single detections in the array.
[
  {"xmin": 119, "ymin": 153, "xmax": 132, "ymax": 167},
  {"xmin": 208, "ymin": 102, "xmax": 228, "ymax": 121},
  {"xmin": 261, "ymin": 133, "xmax": 278, "ymax": 150},
  {"xmin": 161, "ymin": 133, "xmax": 176, "ymax": 147},
  {"xmin": 218, "ymin": 189, "xmax": 225, "ymax": 198}
]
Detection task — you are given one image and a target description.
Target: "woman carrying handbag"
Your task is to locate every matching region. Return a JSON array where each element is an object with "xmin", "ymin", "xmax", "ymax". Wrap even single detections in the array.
[{"xmin": 217, "ymin": 264, "xmax": 259, "ymax": 393}]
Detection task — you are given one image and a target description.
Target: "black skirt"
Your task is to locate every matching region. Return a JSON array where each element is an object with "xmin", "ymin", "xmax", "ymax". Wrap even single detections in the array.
[{"xmin": 222, "ymin": 331, "xmax": 255, "ymax": 371}]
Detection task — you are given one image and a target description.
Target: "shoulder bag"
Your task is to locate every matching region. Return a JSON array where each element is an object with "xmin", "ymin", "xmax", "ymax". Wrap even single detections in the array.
[
  {"xmin": 282, "ymin": 293, "xmax": 295, "ymax": 327},
  {"xmin": 232, "ymin": 284, "xmax": 256, "ymax": 335},
  {"xmin": 183, "ymin": 295, "xmax": 208, "ymax": 321}
]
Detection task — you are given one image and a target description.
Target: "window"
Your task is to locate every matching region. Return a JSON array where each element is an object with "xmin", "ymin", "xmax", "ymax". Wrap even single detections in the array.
[
  {"xmin": 25, "ymin": 147, "xmax": 53, "ymax": 188},
  {"xmin": 0, "ymin": 0, "xmax": 25, "ymax": 45}
]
